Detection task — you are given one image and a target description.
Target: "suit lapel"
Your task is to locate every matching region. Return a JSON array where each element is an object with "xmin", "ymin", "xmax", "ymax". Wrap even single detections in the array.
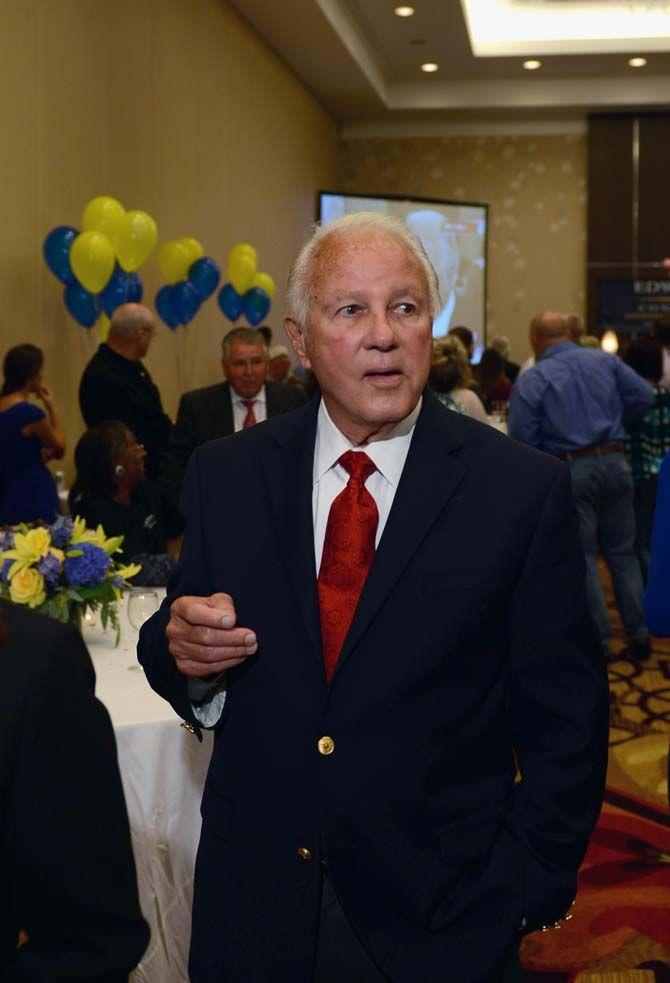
[
  {"xmin": 217, "ymin": 382, "xmax": 234, "ymax": 439},
  {"xmin": 262, "ymin": 399, "xmax": 324, "ymax": 673},
  {"xmin": 332, "ymin": 393, "xmax": 467, "ymax": 682}
]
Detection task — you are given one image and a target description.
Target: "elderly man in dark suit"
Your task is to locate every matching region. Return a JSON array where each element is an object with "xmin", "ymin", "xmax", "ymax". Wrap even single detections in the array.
[
  {"xmin": 138, "ymin": 212, "xmax": 609, "ymax": 983},
  {"xmin": 160, "ymin": 327, "xmax": 306, "ymax": 491}
]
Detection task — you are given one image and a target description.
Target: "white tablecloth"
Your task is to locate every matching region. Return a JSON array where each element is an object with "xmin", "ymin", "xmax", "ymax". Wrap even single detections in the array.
[{"xmin": 84, "ymin": 592, "xmax": 212, "ymax": 983}]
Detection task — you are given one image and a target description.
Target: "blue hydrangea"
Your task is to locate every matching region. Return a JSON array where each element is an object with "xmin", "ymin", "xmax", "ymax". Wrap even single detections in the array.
[
  {"xmin": 64, "ymin": 541, "xmax": 111, "ymax": 588},
  {"xmin": 0, "ymin": 558, "xmax": 12, "ymax": 582},
  {"xmin": 49, "ymin": 516, "xmax": 73, "ymax": 549},
  {"xmin": 0, "ymin": 529, "xmax": 15, "ymax": 553},
  {"xmin": 37, "ymin": 551, "xmax": 63, "ymax": 590}
]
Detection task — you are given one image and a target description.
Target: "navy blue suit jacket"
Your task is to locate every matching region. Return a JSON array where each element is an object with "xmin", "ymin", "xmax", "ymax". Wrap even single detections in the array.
[{"xmin": 138, "ymin": 392, "xmax": 608, "ymax": 983}]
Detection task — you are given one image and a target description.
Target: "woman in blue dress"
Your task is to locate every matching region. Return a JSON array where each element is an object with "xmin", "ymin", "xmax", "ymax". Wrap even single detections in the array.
[{"xmin": 0, "ymin": 344, "xmax": 66, "ymax": 525}]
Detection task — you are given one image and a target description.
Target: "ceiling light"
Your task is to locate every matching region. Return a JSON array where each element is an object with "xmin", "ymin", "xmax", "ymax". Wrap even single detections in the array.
[
  {"xmin": 629, "ymin": 56, "xmax": 647, "ymax": 67},
  {"xmin": 421, "ymin": 62, "xmax": 439, "ymax": 72},
  {"xmin": 394, "ymin": 5, "xmax": 415, "ymax": 16},
  {"xmin": 523, "ymin": 59, "xmax": 542, "ymax": 70}
]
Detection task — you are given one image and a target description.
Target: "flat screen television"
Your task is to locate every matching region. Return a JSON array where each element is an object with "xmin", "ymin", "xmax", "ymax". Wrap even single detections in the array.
[{"xmin": 318, "ymin": 191, "xmax": 488, "ymax": 360}]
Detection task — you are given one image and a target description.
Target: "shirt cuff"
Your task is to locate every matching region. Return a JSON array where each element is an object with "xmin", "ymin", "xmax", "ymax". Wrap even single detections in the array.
[{"xmin": 188, "ymin": 675, "xmax": 227, "ymax": 728}]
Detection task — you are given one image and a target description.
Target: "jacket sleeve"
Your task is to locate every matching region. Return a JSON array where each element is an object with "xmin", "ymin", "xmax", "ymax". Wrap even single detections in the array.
[
  {"xmin": 138, "ymin": 446, "xmax": 213, "ymax": 731},
  {"xmin": 505, "ymin": 463, "xmax": 609, "ymax": 932},
  {"xmin": 157, "ymin": 393, "xmax": 198, "ymax": 493},
  {"xmin": 7, "ymin": 625, "xmax": 149, "ymax": 982},
  {"xmin": 645, "ymin": 452, "xmax": 670, "ymax": 634}
]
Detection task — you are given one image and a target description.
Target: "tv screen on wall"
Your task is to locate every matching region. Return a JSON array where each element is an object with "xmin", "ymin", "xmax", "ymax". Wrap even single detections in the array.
[{"xmin": 318, "ymin": 191, "xmax": 488, "ymax": 359}]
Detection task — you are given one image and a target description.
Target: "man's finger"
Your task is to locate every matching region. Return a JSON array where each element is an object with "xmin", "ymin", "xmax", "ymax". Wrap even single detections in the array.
[
  {"xmin": 171, "ymin": 594, "xmax": 237, "ymax": 630},
  {"xmin": 174, "ymin": 655, "xmax": 247, "ymax": 678},
  {"xmin": 170, "ymin": 639, "xmax": 256, "ymax": 663}
]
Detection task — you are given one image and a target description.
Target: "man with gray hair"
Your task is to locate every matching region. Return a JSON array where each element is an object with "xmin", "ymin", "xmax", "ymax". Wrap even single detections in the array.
[
  {"xmin": 509, "ymin": 310, "xmax": 655, "ymax": 660},
  {"xmin": 139, "ymin": 216, "xmax": 608, "ymax": 983},
  {"xmin": 160, "ymin": 326, "xmax": 306, "ymax": 491},
  {"xmin": 79, "ymin": 303, "xmax": 172, "ymax": 479}
]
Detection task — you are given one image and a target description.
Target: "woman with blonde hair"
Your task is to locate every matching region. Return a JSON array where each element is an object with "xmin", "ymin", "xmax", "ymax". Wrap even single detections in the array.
[{"xmin": 430, "ymin": 335, "xmax": 488, "ymax": 423}]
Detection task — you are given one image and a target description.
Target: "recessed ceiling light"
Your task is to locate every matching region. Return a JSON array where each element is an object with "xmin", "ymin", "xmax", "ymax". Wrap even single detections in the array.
[
  {"xmin": 523, "ymin": 59, "xmax": 542, "ymax": 70},
  {"xmin": 629, "ymin": 56, "xmax": 647, "ymax": 67},
  {"xmin": 394, "ymin": 5, "xmax": 415, "ymax": 16},
  {"xmin": 421, "ymin": 62, "xmax": 439, "ymax": 73}
]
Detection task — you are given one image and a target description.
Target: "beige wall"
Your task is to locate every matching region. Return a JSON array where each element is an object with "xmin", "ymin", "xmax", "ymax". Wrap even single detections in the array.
[
  {"xmin": 1, "ymin": 0, "xmax": 338, "ymax": 476},
  {"xmin": 338, "ymin": 134, "xmax": 587, "ymax": 363}
]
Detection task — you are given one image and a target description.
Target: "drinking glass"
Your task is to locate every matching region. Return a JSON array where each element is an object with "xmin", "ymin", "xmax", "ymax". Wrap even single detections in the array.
[{"xmin": 127, "ymin": 589, "xmax": 160, "ymax": 631}]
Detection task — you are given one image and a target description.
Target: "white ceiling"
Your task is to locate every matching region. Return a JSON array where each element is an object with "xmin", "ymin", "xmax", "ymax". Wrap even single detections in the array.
[{"xmin": 227, "ymin": 0, "xmax": 670, "ymax": 130}]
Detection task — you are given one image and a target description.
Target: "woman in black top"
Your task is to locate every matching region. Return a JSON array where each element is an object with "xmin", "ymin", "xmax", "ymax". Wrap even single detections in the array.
[{"xmin": 70, "ymin": 421, "xmax": 184, "ymax": 586}]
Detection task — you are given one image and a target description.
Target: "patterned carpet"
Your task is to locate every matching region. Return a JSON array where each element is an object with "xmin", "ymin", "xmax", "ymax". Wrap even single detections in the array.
[{"xmin": 520, "ymin": 563, "xmax": 670, "ymax": 982}]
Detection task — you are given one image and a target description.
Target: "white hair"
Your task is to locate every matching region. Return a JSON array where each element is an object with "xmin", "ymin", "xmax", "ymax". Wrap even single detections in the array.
[{"xmin": 285, "ymin": 211, "xmax": 442, "ymax": 330}]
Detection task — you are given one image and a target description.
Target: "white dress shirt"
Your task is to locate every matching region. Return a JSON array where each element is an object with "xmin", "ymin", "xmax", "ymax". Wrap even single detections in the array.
[
  {"xmin": 312, "ymin": 398, "xmax": 421, "ymax": 571},
  {"xmin": 189, "ymin": 396, "xmax": 422, "ymax": 726},
  {"xmin": 231, "ymin": 385, "xmax": 267, "ymax": 431}
]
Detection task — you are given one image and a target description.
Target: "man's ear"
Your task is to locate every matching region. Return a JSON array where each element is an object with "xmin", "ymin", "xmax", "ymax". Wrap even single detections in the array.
[{"xmin": 284, "ymin": 317, "xmax": 312, "ymax": 369}]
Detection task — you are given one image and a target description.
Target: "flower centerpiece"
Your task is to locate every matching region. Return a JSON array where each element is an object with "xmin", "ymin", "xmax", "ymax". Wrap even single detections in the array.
[{"xmin": 0, "ymin": 516, "xmax": 141, "ymax": 642}]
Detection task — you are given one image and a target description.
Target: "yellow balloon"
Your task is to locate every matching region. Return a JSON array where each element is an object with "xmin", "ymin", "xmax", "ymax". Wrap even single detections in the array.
[
  {"xmin": 251, "ymin": 271, "xmax": 276, "ymax": 300},
  {"xmin": 115, "ymin": 210, "xmax": 158, "ymax": 273},
  {"xmin": 97, "ymin": 312, "xmax": 111, "ymax": 343},
  {"xmin": 229, "ymin": 242, "xmax": 257, "ymax": 266},
  {"xmin": 179, "ymin": 237, "xmax": 205, "ymax": 269},
  {"xmin": 157, "ymin": 240, "xmax": 191, "ymax": 285},
  {"xmin": 228, "ymin": 250, "xmax": 257, "ymax": 295},
  {"xmin": 70, "ymin": 230, "xmax": 115, "ymax": 293},
  {"xmin": 81, "ymin": 196, "xmax": 125, "ymax": 247}
]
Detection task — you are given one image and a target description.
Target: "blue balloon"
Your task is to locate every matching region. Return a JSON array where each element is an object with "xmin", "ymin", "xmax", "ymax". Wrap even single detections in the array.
[
  {"xmin": 127, "ymin": 272, "xmax": 143, "ymax": 303},
  {"xmin": 173, "ymin": 281, "xmax": 201, "ymax": 324},
  {"xmin": 43, "ymin": 226, "xmax": 78, "ymax": 285},
  {"xmin": 64, "ymin": 282, "xmax": 98, "ymax": 328},
  {"xmin": 100, "ymin": 264, "xmax": 131, "ymax": 317},
  {"xmin": 156, "ymin": 285, "xmax": 180, "ymax": 329},
  {"xmin": 243, "ymin": 287, "xmax": 271, "ymax": 327},
  {"xmin": 218, "ymin": 282, "xmax": 244, "ymax": 322},
  {"xmin": 188, "ymin": 257, "xmax": 220, "ymax": 301}
]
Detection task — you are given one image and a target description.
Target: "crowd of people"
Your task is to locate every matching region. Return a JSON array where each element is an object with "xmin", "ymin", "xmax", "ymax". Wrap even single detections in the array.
[
  {"xmin": 0, "ymin": 307, "xmax": 308, "ymax": 583},
  {"xmin": 2, "ymin": 300, "xmax": 669, "ymax": 643}
]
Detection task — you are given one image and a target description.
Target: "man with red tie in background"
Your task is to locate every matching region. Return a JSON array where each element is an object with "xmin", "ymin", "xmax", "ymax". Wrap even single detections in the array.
[
  {"xmin": 159, "ymin": 326, "xmax": 306, "ymax": 491},
  {"xmin": 138, "ymin": 213, "xmax": 608, "ymax": 983}
]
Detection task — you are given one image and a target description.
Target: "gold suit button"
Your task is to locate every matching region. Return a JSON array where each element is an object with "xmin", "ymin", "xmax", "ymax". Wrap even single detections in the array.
[
  {"xmin": 317, "ymin": 735, "xmax": 335, "ymax": 756},
  {"xmin": 297, "ymin": 847, "xmax": 312, "ymax": 861}
]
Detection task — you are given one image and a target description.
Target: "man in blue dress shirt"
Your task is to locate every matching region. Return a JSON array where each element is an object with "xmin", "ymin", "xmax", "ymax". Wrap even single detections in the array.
[{"xmin": 509, "ymin": 311, "xmax": 655, "ymax": 659}]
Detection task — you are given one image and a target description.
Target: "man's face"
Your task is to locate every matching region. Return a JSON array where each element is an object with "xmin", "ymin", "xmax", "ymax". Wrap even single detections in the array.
[
  {"xmin": 136, "ymin": 322, "xmax": 155, "ymax": 359},
  {"xmin": 223, "ymin": 341, "xmax": 268, "ymax": 399},
  {"xmin": 285, "ymin": 230, "xmax": 432, "ymax": 443},
  {"xmin": 268, "ymin": 355, "xmax": 291, "ymax": 383}
]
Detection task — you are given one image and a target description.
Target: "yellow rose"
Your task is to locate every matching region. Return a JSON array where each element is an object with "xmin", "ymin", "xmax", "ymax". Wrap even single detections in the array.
[
  {"xmin": 9, "ymin": 567, "xmax": 46, "ymax": 608},
  {"xmin": 23, "ymin": 527, "xmax": 51, "ymax": 559}
]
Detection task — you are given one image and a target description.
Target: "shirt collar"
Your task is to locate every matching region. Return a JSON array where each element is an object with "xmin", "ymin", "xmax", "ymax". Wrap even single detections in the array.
[
  {"xmin": 313, "ymin": 397, "xmax": 421, "ymax": 487},
  {"xmin": 230, "ymin": 384, "xmax": 267, "ymax": 406},
  {"xmin": 538, "ymin": 339, "xmax": 577, "ymax": 361}
]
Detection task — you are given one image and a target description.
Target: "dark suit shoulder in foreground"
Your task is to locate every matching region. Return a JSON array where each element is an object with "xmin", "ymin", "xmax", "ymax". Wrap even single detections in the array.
[{"xmin": 0, "ymin": 601, "xmax": 148, "ymax": 982}]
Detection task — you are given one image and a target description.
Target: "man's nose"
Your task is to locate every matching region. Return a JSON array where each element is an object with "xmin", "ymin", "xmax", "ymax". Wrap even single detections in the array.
[{"xmin": 366, "ymin": 310, "xmax": 397, "ymax": 349}]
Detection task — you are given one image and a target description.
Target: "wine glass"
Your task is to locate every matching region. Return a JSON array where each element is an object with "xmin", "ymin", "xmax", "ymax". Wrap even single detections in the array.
[{"xmin": 127, "ymin": 589, "xmax": 160, "ymax": 632}]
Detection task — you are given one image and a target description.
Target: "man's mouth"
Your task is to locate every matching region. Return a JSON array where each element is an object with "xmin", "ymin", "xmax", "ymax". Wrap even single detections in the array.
[{"xmin": 364, "ymin": 369, "xmax": 404, "ymax": 385}]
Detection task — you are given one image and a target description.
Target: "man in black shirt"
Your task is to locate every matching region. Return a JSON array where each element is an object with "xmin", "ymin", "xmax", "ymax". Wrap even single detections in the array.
[{"xmin": 79, "ymin": 304, "xmax": 172, "ymax": 479}]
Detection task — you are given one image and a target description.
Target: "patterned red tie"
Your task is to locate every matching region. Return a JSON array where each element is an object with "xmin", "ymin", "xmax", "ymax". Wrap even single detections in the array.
[
  {"xmin": 317, "ymin": 451, "xmax": 379, "ymax": 683},
  {"xmin": 242, "ymin": 400, "xmax": 257, "ymax": 429}
]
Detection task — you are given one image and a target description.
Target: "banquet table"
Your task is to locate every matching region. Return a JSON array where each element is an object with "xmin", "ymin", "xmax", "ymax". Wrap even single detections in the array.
[{"xmin": 83, "ymin": 591, "xmax": 213, "ymax": 983}]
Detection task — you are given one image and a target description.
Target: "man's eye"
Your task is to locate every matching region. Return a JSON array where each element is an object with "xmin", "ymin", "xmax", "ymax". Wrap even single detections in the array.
[
  {"xmin": 339, "ymin": 304, "xmax": 361, "ymax": 316},
  {"xmin": 395, "ymin": 303, "xmax": 417, "ymax": 315}
]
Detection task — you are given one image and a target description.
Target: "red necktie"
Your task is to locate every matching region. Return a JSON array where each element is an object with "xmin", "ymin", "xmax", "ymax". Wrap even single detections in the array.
[
  {"xmin": 242, "ymin": 400, "xmax": 257, "ymax": 429},
  {"xmin": 317, "ymin": 451, "xmax": 379, "ymax": 683}
]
